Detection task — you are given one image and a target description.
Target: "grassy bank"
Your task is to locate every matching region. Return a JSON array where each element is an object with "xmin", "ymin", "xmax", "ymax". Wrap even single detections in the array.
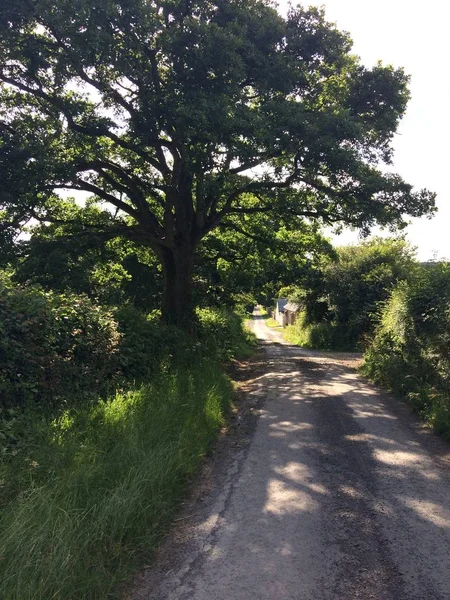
[
  {"xmin": 0, "ymin": 361, "xmax": 233, "ymax": 599},
  {"xmin": 265, "ymin": 317, "xmax": 281, "ymax": 328},
  {"xmin": 283, "ymin": 311, "xmax": 335, "ymax": 350},
  {"xmin": 283, "ymin": 311, "xmax": 359, "ymax": 351}
]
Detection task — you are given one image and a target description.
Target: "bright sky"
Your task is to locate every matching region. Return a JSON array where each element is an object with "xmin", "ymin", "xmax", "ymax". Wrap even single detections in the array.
[{"xmin": 277, "ymin": 0, "xmax": 450, "ymax": 260}]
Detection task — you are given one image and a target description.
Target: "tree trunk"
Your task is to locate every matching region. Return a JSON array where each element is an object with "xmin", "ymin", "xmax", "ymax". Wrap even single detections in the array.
[{"xmin": 160, "ymin": 245, "xmax": 195, "ymax": 328}]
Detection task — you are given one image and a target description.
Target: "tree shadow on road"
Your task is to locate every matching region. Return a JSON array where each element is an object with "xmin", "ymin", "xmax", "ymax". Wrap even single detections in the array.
[
  {"xmin": 131, "ymin": 329, "xmax": 450, "ymax": 600},
  {"xmin": 208, "ymin": 341, "xmax": 450, "ymax": 600}
]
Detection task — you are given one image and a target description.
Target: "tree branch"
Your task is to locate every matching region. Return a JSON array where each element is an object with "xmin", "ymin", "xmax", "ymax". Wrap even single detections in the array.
[
  {"xmin": 222, "ymin": 222, "xmax": 271, "ymax": 245},
  {"xmin": 0, "ymin": 74, "xmax": 170, "ymax": 176},
  {"xmin": 50, "ymin": 182, "xmax": 140, "ymax": 219}
]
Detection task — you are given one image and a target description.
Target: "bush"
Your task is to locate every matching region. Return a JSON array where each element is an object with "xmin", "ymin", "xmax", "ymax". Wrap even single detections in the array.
[
  {"xmin": 230, "ymin": 292, "xmax": 257, "ymax": 317},
  {"xmin": 114, "ymin": 305, "xmax": 194, "ymax": 382},
  {"xmin": 284, "ymin": 311, "xmax": 343, "ymax": 350},
  {"xmin": 0, "ymin": 282, "xmax": 256, "ymax": 598},
  {"xmin": 290, "ymin": 237, "xmax": 417, "ymax": 350},
  {"xmin": 363, "ymin": 262, "xmax": 450, "ymax": 435},
  {"xmin": 197, "ymin": 307, "xmax": 256, "ymax": 361},
  {"xmin": 0, "ymin": 274, "xmax": 255, "ymax": 418},
  {"xmin": 0, "ymin": 273, "xmax": 120, "ymax": 410},
  {"xmin": 113, "ymin": 306, "xmax": 255, "ymax": 385}
]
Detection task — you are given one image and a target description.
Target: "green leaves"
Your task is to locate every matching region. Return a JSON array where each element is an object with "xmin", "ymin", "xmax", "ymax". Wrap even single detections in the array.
[
  {"xmin": 292, "ymin": 237, "xmax": 418, "ymax": 349},
  {"xmin": 363, "ymin": 261, "xmax": 450, "ymax": 434},
  {"xmin": 0, "ymin": 272, "xmax": 121, "ymax": 409},
  {"xmin": 0, "ymin": 0, "xmax": 436, "ymax": 323}
]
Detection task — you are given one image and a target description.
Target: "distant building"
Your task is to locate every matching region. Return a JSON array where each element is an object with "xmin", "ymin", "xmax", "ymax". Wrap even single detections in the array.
[
  {"xmin": 274, "ymin": 298, "xmax": 288, "ymax": 326},
  {"xmin": 284, "ymin": 302, "xmax": 300, "ymax": 326},
  {"xmin": 273, "ymin": 299, "xmax": 300, "ymax": 327}
]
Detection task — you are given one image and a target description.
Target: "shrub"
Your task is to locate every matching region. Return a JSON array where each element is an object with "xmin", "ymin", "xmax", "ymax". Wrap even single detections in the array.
[
  {"xmin": 114, "ymin": 306, "xmax": 255, "ymax": 383},
  {"xmin": 0, "ymin": 273, "xmax": 255, "ymax": 416},
  {"xmin": 284, "ymin": 311, "xmax": 342, "ymax": 350},
  {"xmin": 0, "ymin": 273, "xmax": 120, "ymax": 410},
  {"xmin": 363, "ymin": 263, "xmax": 450, "ymax": 435},
  {"xmin": 290, "ymin": 237, "xmax": 417, "ymax": 350},
  {"xmin": 230, "ymin": 292, "xmax": 257, "ymax": 317},
  {"xmin": 197, "ymin": 307, "xmax": 256, "ymax": 361},
  {"xmin": 114, "ymin": 305, "xmax": 194, "ymax": 382}
]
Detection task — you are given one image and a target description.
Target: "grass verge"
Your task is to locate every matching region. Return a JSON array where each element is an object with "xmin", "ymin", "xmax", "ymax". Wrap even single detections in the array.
[
  {"xmin": 283, "ymin": 312, "xmax": 356, "ymax": 351},
  {"xmin": 282, "ymin": 314, "xmax": 325, "ymax": 348},
  {"xmin": 0, "ymin": 361, "xmax": 233, "ymax": 600},
  {"xmin": 265, "ymin": 317, "xmax": 281, "ymax": 328},
  {"xmin": 255, "ymin": 307, "xmax": 280, "ymax": 328}
]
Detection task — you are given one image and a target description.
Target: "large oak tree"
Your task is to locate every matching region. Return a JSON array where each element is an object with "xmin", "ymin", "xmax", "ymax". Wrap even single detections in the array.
[{"xmin": 0, "ymin": 0, "xmax": 435, "ymax": 324}]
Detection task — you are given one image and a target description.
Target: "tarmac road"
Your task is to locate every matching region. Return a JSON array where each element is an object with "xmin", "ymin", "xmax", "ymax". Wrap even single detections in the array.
[{"xmin": 132, "ymin": 310, "xmax": 450, "ymax": 600}]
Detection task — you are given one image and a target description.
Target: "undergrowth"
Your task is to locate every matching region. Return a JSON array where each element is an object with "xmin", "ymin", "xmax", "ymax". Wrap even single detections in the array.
[
  {"xmin": 0, "ymin": 301, "xmax": 255, "ymax": 600},
  {"xmin": 283, "ymin": 311, "xmax": 349, "ymax": 350},
  {"xmin": 0, "ymin": 362, "xmax": 233, "ymax": 600},
  {"xmin": 363, "ymin": 263, "xmax": 450, "ymax": 437}
]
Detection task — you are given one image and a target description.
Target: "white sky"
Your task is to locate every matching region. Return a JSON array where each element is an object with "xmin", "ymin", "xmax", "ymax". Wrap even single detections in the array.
[{"xmin": 278, "ymin": 0, "xmax": 450, "ymax": 260}]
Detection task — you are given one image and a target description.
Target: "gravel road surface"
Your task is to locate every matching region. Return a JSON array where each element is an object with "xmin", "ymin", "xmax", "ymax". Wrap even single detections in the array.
[{"xmin": 132, "ymin": 311, "xmax": 450, "ymax": 600}]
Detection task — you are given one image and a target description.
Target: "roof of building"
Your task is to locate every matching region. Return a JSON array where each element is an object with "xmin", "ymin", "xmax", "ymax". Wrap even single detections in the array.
[
  {"xmin": 276, "ymin": 298, "xmax": 288, "ymax": 312},
  {"xmin": 284, "ymin": 302, "xmax": 300, "ymax": 312}
]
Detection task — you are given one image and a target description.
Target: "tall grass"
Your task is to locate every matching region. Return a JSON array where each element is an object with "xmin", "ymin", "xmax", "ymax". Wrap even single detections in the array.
[
  {"xmin": 0, "ymin": 361, "xmax": 232, "ymax": 600},
  {"xmin": 283, "ymin": 311, "xmax": 360, "ymax": 351},
  {"xmin": 283, "ymin": 311, "xmax": 335, "ymax": 350}
]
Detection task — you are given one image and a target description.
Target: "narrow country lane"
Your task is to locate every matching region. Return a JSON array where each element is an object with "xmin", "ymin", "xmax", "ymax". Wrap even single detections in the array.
[{"xmin": 133, "ymin": 310, "xmax": 450, "ymax": 600}]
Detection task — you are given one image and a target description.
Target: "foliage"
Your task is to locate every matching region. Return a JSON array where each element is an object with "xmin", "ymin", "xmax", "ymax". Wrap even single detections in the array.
[
  {"xmin": 114, "ymin": 305, "xmax": 255, "ymax": 386},
  {"xmin": 198, "ymin": 217, "xmax": 335, "ymax": 309},
  {"xmin": 363, "ymin": 262, "xmax": 450, "ymax": 435},
  {"xmin": 0, "ymin": 274, "xmax": 253, "ymax": 456},
  {"xmin": 0, "ymin": 0, "xmax": 435, "ymax": 323},
  {"xmin": 8, "ymin": 209, "xmax": 163, "ymax": 311},
  {"xmin": 0, "ymin": 362, "xmax": 232, "ymax": 600},
  {"xmin": 325, "ymin": 237, "xmax": 416, "ymax": 344},
  {"xmin": 113, "ymin": 304, "xmax": 193, "ymax": 383},
  {"xmin": 286, "ymin": 237, "xmax": 417, "ymax": 350},
  {"xmin": 228, "ymin": 292, "xmax": 257, "ymax": 316},
  {"xmin": 0, "ymin": 268, "xmax": 254, "ymax": 404},
  {"xmin": 284, "ymin": 310, "xmax": 338, "ymax": 350},
  {"xmin": 0, "ymin": 272, "xmax": 120, "ymax": 410},
  {"xmin": 0, "ymin": 279, "xmax": 255, "ymax": 598},
  {"xmin": 6, "ymin": 206, "xmax": 335, "ymax": 316},
  {"xmin": 197, "ymin": 307, "xmax": 257, "ymax": 361}
]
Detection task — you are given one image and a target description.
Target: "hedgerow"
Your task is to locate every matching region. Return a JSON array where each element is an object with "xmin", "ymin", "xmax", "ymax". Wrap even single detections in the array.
[
  {"xmin": 0, "ymin": 273, "xmax": 120, "ymax": 410},
  {"xmin": 363, "ymin": 262, "xmax": 450, "ymax": 435}
]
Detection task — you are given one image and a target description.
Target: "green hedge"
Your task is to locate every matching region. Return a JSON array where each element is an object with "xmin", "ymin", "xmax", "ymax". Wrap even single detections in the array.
[
  {"xmin": 285, "ymin": 237, "xmax": 416, "ymax": 350},
  {"xmin": 0, "ymin": 273, "xmax": 254, "ymax": 412},
  {"xmin": 0, "ymin": 274, "xmax": 120, "ymax": 409},
  {"xmin": 114, "ymin": 306, "xmax": 256, "ymax": 384},
  {"xmin": 284, "ymin": 310, "xmax": 353, "ymax": 351},
  {"xmin": 0, "ymin": 291, "xmax": 255, "ymax": 599},
  {"xmin": 114, "ymin": 305, "xmax": 195, "ymax": 382},
  {"xmin": 197, "ymin": 307, "xmax": 256, "ymax": 361},
  {"xmin": 363, "ymin": 263, "xmax": 450, "ymax": 435}
]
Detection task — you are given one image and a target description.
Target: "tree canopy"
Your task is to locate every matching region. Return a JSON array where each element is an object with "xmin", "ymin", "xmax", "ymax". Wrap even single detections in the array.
[{"xmin": 0, "ymin": 0, "xmax": 435, "ymax": 324}]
